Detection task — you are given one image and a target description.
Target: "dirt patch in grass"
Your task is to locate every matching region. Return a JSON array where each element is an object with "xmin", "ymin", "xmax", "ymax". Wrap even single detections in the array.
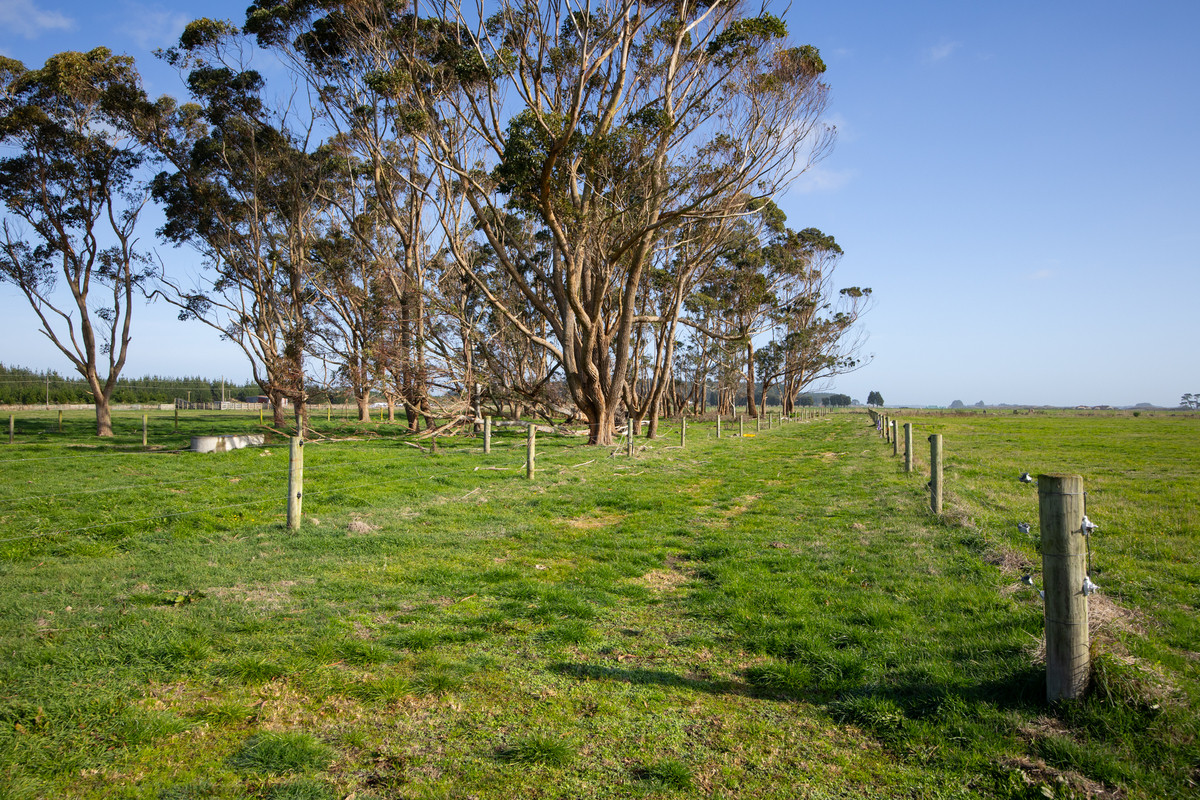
[
  {"xmin": 633, "ymin": 569, "xmax": 689, "ymax": 594},
  {"xmin": 348, "ymin": 516, "xmax": 380, "ymax": 534},
  {"xmin": 567, "ymin": 511, "xmax": 625, "ymax": 530},
  {"xmin": 205, "ymin": 581, "xmax": 298, "ymax": 610}
]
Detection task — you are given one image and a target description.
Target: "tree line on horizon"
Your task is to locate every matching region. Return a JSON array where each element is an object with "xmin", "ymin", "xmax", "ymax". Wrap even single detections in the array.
[{"xmin": 0, "ymin": 1, "xmax": 872, "ymax": 441}]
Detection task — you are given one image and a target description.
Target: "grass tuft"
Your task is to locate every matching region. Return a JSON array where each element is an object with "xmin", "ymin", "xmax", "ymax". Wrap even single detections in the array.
[
  {"xmin": 497, "ymin": 733, "xmax": 575, "ymax": 766},
  {"xmin": 227, "ymin": 732, "xmax": 333, "ymax": 774},
  {"xmin": 637, "ymin": 758, "xmax": 693, "ymax": 789}
]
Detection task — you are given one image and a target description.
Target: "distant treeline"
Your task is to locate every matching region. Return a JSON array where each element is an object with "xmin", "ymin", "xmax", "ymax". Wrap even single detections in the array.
[{"xmin": 0, "ymin": 364, "xmax": 262, "ymax": 405}]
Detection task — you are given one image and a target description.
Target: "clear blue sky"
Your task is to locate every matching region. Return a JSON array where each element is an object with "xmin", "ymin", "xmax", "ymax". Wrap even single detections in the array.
[{"xmin": 2, "ymin": 1, "xmax": 1197, "ymax": 407}]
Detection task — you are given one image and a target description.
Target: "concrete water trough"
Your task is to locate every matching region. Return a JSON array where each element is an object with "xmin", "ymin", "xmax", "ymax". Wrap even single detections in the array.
[{"xmin": 190, "ymin": 434, "xmax": 266, "ymax": 453}]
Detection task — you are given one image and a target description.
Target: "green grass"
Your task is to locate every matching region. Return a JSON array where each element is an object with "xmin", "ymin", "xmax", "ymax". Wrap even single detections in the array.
[{"xmin": 0, "ymin": 407, "xmax": 1196, "ymax": 798}]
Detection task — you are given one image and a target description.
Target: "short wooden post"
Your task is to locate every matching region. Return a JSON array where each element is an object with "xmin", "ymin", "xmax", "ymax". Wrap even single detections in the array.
[
  {"xmin": 59, "ymin": 409, "xmax": 64, "ymax": 432},
  {"xmin": 717, "ymin": 417, "xmax": 722, "ymax": 439},
  {"xmin": 142, "ymin": 414, "xmax": 148, "ymax": 447},
  {"xmin": 929, "ymin": 434, "xmax": 943, "ymax": 514},
  {"xmin": 680, "ymin": 418, "xmax": 686, "ymax": 448},
  {"xmin": 904, "ymin": 423, "xmax": 913, "ymax": 473},
  {"xmin": 484, "ymin": 416, "xmax": 492, "ymax": 453},
  {"xmin": 1039, "ymin": 474, "xmax": 1090, "ymax": 702},
  {"xmin": 739, "ymin": 415, "xmax": 744, "ymax": 438},
  {"xmin": 8, "ymin": 414, "xmax": 13, "ymax": 444},
  {"xmin": 287, "ymin": 436, "xmax": 304, "ymax": 532},
  {"xmin": 627, "ymin": 426, "xmax": 634, "ymax": 457},
  {"xmin": 526, "ymin": 424, "xmax": 536, "ymax": 480},
  {"xmin": 756, "ymin": 415, "xmax": 762, "ymax": 432},
  {"xmin": 891, "ymin": 421, "xmax": 898, "ymax": 456}
]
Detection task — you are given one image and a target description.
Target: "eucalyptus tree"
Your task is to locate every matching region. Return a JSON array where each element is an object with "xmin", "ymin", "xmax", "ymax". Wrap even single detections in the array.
[
  {"xmin": 754, "ymin": 227, "xmax": 871, "ymax": 416},
  {"xmin": 150, "ymin": 20, "xmax": 330, "ymax": 429},
  {"xmin": 245, "ymin": 0, "xmax": 833, "ymax": 444},
  {"xmin": 0, "ymin": 49, "xmax": 162, "ymax": 436}
]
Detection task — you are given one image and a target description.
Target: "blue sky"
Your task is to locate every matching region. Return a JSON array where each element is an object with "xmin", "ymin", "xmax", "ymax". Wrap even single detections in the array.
[{"xmin": 2, "ymin": 0, "xmax": 1197, "ymax": 407}]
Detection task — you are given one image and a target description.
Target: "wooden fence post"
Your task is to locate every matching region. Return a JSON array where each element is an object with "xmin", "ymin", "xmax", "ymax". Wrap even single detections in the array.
[
  {"xmin": 59, "ymin": 409, "xmax": 64, "ymax": 433},
  {"xmin": 739, "ymin": 415, "xmax": 744, "ymax": 438},
  {"xmin": 484, "ymin": 416, "xmax": 492, "ymax": 453},
  {"xmin": 8, "ymin": 414, "xmax": 13, "ymax": 444},
  {"xmin": 1039, "ymin": 474, "xmax": 1090, "ymax": 701},
  {"xmin": 892, "ymin": 421, "xmax": 898, "ymax": 456},
  {"xmin": 526, "ymin": 424, "xmax": 536, "ymax": 479},
  {"xmin": 681, "ymin": 418, "xmax": 686, "ymax": 448},
  {"xmin": 904, "ymin": 423, "xmax": 913, "ymax": 473},
  {"xmin": 287, "ymin": 436, "xmax": 304, "ymax": 532},
  {"xmin": 717, "ymin": 417, "xmax": 722, "ymax": 439},
  {"xmin": 142, "ymin": 415, "xmax": 148, "ymax": 447},
  {"xmin": 929, "ymin": 434, "xmax": 943, "ymax": 514},
  {"xmin": 627, "ymin": 425, "xmax": 634, "ymax": 457}
]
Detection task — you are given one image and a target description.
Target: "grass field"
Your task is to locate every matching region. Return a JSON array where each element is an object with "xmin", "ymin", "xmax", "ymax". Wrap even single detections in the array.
[{"xmin": 0, "ymin": 408, "xmax": 1196, "ymax": 799}]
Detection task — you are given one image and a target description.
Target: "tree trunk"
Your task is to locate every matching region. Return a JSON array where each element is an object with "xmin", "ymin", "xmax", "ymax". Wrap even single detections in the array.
[
  {"xmin": 745, "ymin": 341, "xmax": 758, "ymax": 418},
  {"xmin": 356, "ymin": 390, "xmax": 370, "ymax": 422},
  {"xmin": 94, "ymin": 395, "xmax": 114, "ymax": 437},
  {"xmin": 270, "ymin": 390, "xmax": 286, "ymax": 427}
]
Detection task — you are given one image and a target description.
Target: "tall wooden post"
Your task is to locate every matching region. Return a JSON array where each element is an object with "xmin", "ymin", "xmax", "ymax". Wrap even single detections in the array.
[
  {"xmin": 59, "ymin": 409, "xmax": 64, "ymax": 433},
  {"xmin": 627, "ymin": 426, "xmax": 634, "ymax": 457},
  {"xmin": 8, "ymin": 414, "xmax": 13, "ymax": 444},
  {"xmin": 892, "ymin": 421, "xmax": 898, "ymax": 456},
  {"xmin": 756, "ymin": 415, "xmax": 762, "ymax": 432},
  {"xmin": 928, "ymin": 434, "xmax": 943, "ymax": 514},
  {"xmin": 484, "ymin": 416, "xmax": 492, "ymax": 453},
  {"xmin": 1040, "ymin": 474, "xmax": 1090, "ymax": 701},
  {"xmin": 526, "ymin": 424, "xmax": 536, "ymax": 480},
  {"xmin": 739, "ymin": 415, "xmax": 744, "ymax": 438},
  {"xmin": 287, "ymin": 436, "xmax": 304, "ymax": 532},
  {"xmin": 717, "ymin": 417, "xmax": 722, "ymax": 439},
  {"xmin": 142, "ymin": 415, "xmax": 148, "ymax": 447},
  {"xmin": 681, "ymin": 418, "xmax": 686, "ymax": 448},
  {"xmin": 904, "ymin": 423, "xmax": 913, "ymax": 473}
]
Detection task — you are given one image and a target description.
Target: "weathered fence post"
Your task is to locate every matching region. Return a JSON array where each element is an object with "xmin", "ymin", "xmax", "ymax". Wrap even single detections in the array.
[
  {"xmin": 8, "ymin": 414, "xmax": 13, "ymax": 444},
  {"xmin": 142, "ymin": 415, "xmax": 148, "ymax": 447},
  {"xmin": 904, "ymin": 423, "xmax": 913, "ymax": 473},
  {"xmin": 484, "ymin": 416, "xmax": 492, "ymax": 453},
  {"xmin": 1039, "ymin": 473, "xmax": 1090, "ymax": 702},
  {"xmin": 59, "ymin": 409, "xmax": 64, "ymax": 433},
  {"xmin": 627, "ymin": 425, "xmax": 634, "ymax": 457},
  {"xmin": 287, "ymin": 436, "xmax": 304, "ymax": 532},
  {"xmin": 717, "ymin": 417, "xmax": 722, "ymax": 439},
  {"xmin": 892, "ymin": 421, "xmax": 898, "ymax": 456},
  {"xmin": 757, "ymin": 415, "xmax": 762, "ymax": 433},
  {"xmin": 929, "ymin": 434, "xmax": 943, "ymax": 514},
  {"xmin": 739, "ymin": 415, "xmax": 744, "ymax": 438},
  {"xmin": 526, "ymin": 424, "xmax": 536, "ymax": 480}
]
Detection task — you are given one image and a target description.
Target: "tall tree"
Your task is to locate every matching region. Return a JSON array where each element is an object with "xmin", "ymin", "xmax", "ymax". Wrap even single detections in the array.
[
  {"xmin": 0, "ymin": 49, "xmax": 160, "ymax": 436},
  {"xmin": 248, "ymin": 0, "xmax": 834, "ymax": 444},
  {"xmin": 150, "ymin": 20, "xmax": 329, "ymax": 430}
]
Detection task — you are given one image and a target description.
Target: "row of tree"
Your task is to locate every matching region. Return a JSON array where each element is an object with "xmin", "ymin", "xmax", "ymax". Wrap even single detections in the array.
[
  {"xmin": 0, "ymin": 364, "xmax": 260, "ymax": 405},
  {"xmin": 0, "ymin": 1, "xmax": 871, "ymax": 441}
]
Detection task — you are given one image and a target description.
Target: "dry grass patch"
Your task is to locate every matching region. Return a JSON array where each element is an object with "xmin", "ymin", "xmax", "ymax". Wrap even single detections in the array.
[
  {"xmin": 566, "ymin": 510, "xmax": 625, "ymax": 530},
  {"xmin": 204, "ymin": 581, "xmax": 298, "ymax": 611}
]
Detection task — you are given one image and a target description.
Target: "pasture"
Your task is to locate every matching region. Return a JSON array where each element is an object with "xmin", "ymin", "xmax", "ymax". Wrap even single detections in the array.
[{"xmin": 0, "ymin": 409, "xmax": 1196, "ymax": 799}]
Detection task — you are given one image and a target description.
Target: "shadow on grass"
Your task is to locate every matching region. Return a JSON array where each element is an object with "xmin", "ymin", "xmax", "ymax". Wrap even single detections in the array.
[{"xmin": 550, "ymin": 659, "xmax": 1046, "ymax": 716}]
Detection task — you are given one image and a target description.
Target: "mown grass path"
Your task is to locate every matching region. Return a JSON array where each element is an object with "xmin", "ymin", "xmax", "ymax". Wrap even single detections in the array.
[{"xmin": 1, "ymin": 412, "xmax": 1196, "ymax": 799}]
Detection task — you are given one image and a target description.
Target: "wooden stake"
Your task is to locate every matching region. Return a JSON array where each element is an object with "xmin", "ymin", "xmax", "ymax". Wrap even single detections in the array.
[
  {"xmin": 627, "ymin": 426, "xmax": 634, "ymax": 457},
  {"xmin": 739, "ymin": 415, "xmax": 744, "ymax": 438},
  {"xmin": 717, "ymin": 417, "xmax": 721, "ymax": 439},
  {"xmin": 904, "ymin": 423, "xmax": 913, "ymax": 473},
  {"xmin": 526, "ymin": 424, "xmax": 536, "ymax": 480},
  {"xmin": 8, "ymin": 414, "xmax": 12, "ymax": 444},
  {"xmin": 142, "ymin": 414, "xmax": 148, "ymax": 447},
  {"xmin": 287, "ymin": 436, "xmax": 304, "ymax": 531},
  {"xmin": 1039, "ymin": 473, "xmax": 1090, "ymax": 702},
  {"xmin": 892, "ymin": 421, "xmax": 898, "ymax": 456},
  {"xmin": 681, "ymin": 418, "xmax": 686, "ymax": 448},
  {"xmin": 484, "ymin": 416, "xmax": 492, "ymax": 453},
  {"xmin": 929, "ymin": 434, "xmax": 943, "ymax": 514},
  {"xmin": 59, "ymin": 409, "xmax": 64, "ymax": 433}
]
